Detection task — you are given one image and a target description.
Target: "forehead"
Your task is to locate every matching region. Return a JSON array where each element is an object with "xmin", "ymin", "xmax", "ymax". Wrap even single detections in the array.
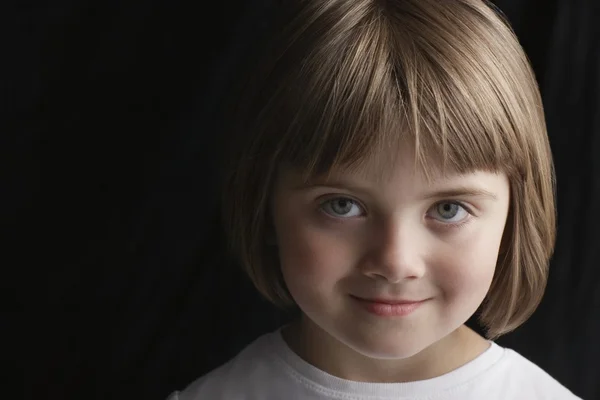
[
  {"xmin": 282, "ymin": 141, "xmax": 443, "ymax": 185},
  {"xmin": 278, "ymin": 141, "xmax": 504, "ymax": 192}
]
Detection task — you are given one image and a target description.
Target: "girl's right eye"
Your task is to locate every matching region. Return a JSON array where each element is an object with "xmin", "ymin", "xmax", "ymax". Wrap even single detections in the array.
[{"xmin": 320, "ymin": 197, "xmax": 364, "ymax": 218}]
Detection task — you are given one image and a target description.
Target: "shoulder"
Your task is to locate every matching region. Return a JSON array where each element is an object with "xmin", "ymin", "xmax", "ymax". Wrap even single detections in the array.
[
  {"xmin": 489, "ymin": 346, "xmax": 582, "ymax": 400},
  {"xmin": 168, "ymin": 331, "xmax": 283, "ymax": 400}
]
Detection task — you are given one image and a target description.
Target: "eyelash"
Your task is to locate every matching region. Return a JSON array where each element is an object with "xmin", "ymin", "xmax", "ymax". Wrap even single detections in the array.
[
  {"xmin": 318, "ymin": 196, "xmax": 365, "ymax": 221},
  {"xmin": 317, "ymin": 196, "xmax": 474, "ymax": 229},
  {"xmin": 428, "ymin": 201, "xmax": 474, "ymax": 231}
]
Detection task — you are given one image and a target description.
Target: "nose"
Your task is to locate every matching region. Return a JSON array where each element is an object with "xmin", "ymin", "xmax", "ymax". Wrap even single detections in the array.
[{"xmin": 360, "ymin": 220, "xmax": 427, "ymax": 283}]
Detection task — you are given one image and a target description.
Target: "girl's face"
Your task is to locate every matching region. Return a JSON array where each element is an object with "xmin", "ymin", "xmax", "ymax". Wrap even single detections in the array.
[{"xmin": 271, "ymin": 145, "xmax": 510, "ymax": 376}]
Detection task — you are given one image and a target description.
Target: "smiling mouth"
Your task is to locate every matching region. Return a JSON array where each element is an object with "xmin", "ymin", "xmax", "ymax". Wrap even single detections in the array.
[
  {"xmin": 350, "ymin": 295, "xmax": 428, "ymax": 317},
  {"xmin": 353, "ymin": 296, "xmax": 426, "ymax": 304}
]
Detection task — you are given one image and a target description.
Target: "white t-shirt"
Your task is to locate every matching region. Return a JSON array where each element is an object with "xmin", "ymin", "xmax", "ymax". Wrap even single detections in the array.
[{"xmin": 168, "ymin": 329, "xmax": 582, "ymax": 400}]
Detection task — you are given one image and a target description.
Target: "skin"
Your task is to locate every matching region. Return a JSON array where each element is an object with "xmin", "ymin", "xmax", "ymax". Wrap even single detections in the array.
[{"xmin": 271, "ymin": 145, "xmax": 511, "ymax": 383}]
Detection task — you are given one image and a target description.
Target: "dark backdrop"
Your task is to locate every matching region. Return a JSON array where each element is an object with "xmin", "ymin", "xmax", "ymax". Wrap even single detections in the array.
[{"xmin": 6, "ymin": 1, "xmax": 598, "ymax": 399}]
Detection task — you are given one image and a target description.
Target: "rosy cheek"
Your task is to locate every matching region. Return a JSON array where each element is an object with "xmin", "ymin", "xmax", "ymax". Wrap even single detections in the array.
[
  {"xmin": 280, "ymin": 225, "xmax": 339, "ymax": 277},
  {"xmin": 276, "ymin": 212, "xmax": 356, "ymax": 291},
  {"xmin": 432, "ymin": 232, "xmax": 500, "ymax": 299}
]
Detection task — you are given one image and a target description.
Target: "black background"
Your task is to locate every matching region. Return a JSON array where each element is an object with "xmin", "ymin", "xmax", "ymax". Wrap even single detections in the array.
[{"xmin": 5, "ymin": 0, "xmax": 599, "ymax": 399}]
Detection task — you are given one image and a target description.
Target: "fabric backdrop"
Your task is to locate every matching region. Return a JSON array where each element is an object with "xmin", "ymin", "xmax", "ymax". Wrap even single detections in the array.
[{"xmin": 6, "ymin": 1, "xmax": 598, "ymax": 399}]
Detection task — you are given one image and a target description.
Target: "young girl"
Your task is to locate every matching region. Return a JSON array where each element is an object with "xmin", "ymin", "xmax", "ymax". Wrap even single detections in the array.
[{"xmin": 169, "ymin": 0, "xmax": 582, "ymax": 398}]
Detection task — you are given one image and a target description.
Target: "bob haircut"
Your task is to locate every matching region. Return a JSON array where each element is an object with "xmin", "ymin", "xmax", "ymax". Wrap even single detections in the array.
[{"xmin": 221, "ymin": 0, "xmax": 555, "ymax": 339}]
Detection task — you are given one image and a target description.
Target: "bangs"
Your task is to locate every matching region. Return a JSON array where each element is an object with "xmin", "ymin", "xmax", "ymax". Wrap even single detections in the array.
[{"xmin": 264, "ymin": 0, "xmax": 533, "ymax": 182}]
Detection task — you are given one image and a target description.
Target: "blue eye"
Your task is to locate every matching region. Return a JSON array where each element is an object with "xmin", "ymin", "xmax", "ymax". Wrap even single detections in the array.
[
  {"xmin": 321, "ymin": 198, "xmax": 363, "ymax": 218},
  {"xmin": 430, "ymin": 202, "xmax": 469, "ymax": 222}
]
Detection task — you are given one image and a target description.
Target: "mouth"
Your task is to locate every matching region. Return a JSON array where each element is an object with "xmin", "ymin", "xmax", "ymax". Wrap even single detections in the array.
[{"xmin": 350, "ymin": 295, "xmax": 428, "ymax": 317}]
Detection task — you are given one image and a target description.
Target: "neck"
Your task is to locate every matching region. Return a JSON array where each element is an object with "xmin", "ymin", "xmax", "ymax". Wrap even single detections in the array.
[{"xmin": 282, "ymin": 316, "xmax": 490, "ymax": 383}]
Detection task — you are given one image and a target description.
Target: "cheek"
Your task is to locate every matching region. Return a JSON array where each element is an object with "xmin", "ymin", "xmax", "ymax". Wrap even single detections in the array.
[
  {"xmin": 433, "ymin": 225, "xmax": 503, "ymax": 300},
  {"xmin": 274, "ymin": 213, "xmax": 356, "ymax": 300}
]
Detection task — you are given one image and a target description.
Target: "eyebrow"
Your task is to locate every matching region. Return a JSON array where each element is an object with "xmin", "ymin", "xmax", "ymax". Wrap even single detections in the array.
[
  {"xmin": 421, "ymin": 187, "xmax": 498, "ymax": 201},
  {"xmin": 292, "ymin": 181, "xmax": 371, "ymax": 195},
  {"xmin": 294, "ymin": 181, "xmax": 498, "ymax": 201}
]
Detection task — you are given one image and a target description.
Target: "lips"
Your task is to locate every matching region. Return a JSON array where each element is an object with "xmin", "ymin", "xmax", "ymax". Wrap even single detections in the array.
[
  {"xmin": 351, "ymin": 295, "xmax": 426, "ymax": 304},
  {"xmin": 351, "ymin": 295, "xmax": 428, "ymax": 317},
  {"xmin": 358, "ymin": 297, "xmax": 425, "ymax": 304}
]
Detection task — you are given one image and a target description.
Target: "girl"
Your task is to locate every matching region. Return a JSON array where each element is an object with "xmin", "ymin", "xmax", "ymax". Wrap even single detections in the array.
[{"xmin": 170, "ymin": 0, "xmax": 582, "ymax": 398}]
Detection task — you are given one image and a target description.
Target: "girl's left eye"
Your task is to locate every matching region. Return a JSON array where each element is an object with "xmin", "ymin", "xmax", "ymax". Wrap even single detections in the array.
[
  {"xmin": 320, "ymin": 197, "xmax": 364, "ymax": 218},
  {"xmin": 428, "ymin": 201, "xmax": 470, "ymax": 223}
]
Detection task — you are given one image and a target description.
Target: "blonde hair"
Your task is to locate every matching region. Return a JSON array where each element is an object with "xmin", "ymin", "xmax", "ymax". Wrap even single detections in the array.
[{"xmin": 222, "ymin": 0, "xmax": 555, "ymax": 339}]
